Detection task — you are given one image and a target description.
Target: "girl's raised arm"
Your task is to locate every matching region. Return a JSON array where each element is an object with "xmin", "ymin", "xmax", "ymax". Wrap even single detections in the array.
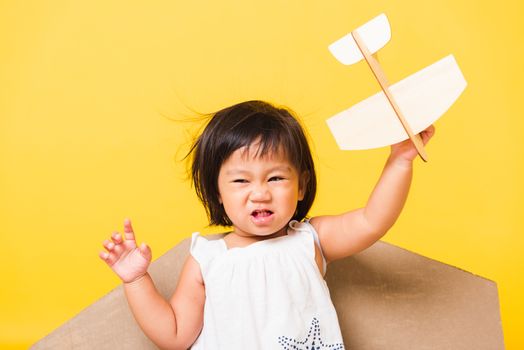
[{"xmin": 310, "ymin": 125, "xmax": 435, "ymax": 263}]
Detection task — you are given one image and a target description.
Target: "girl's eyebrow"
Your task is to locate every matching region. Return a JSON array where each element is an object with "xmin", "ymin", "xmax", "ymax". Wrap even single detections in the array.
[{"xmin": 225, "ymin": 165, "xmax": 293, "ymax": 175}]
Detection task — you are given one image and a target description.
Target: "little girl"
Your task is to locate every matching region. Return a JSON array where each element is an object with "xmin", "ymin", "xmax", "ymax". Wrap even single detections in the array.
[{"xmin": 99, "ymin": 100, "xmax": 435, "ymax": 349}]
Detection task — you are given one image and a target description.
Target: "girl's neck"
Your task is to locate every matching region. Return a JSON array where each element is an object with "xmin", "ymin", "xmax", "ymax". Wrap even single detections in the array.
[{"xmin": 224, "ymin": 225, "xmax": 288, "ymax": 249}]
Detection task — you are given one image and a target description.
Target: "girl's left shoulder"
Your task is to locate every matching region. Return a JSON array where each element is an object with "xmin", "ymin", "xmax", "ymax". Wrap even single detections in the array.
[{"xmin": 289, "ymin": 219, "xmax": 326, "ymax": 275}]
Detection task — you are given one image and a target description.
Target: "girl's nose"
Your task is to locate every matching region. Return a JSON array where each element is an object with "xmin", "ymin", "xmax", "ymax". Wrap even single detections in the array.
[{"xmin": 249, "ymin": 184, "xmax": 271, "ymax": 202}]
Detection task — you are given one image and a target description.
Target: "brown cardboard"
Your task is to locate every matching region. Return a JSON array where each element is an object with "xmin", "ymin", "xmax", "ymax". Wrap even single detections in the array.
[{"xmin": 31, "ymin": 235, "xmax": 504, "ymax": 349}]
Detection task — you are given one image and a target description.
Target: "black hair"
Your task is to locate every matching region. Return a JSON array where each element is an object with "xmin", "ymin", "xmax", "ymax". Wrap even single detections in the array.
[{"xmin": 188, "ymin": 100, "xmax": 317, "ymax": 226}]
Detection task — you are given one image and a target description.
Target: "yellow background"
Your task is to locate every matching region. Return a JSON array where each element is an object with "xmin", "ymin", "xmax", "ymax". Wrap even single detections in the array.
[{"xmin": 1, "ymin": 0, "xmax": 522, "ymax": 348}]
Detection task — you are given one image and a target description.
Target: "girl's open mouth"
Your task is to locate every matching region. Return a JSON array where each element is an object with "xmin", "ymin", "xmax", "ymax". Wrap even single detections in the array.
[{"xmin": 251, "ymin": 209, "xmax": 274, "ymax": 224}]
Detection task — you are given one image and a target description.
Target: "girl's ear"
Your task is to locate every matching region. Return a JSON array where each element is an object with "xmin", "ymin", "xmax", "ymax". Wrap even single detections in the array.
[{"xmin": 298, "ymin": 171, "xmax": 310, "ymax": 201}]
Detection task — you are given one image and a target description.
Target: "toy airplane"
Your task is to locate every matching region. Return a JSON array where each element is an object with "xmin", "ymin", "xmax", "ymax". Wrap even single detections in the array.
[{"xmin": 327, "ymin": 13, "xmax": 467, "ymax": 162}]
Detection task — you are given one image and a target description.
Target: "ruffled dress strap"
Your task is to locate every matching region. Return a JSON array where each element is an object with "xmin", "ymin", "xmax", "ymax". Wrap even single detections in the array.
[
  {"xmin": 190, "ymin": 232, "xmax": 225, "ymax": 276},
  {"xmin": 288, "ymin": 220, "xmax": 327, "ymax": 276}
]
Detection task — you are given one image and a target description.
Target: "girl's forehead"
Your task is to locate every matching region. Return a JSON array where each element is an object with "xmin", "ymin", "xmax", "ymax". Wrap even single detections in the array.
[
  {"xmin": 233, "ymin": 142, "xmax": 289, "ymax": 162},
  {"xmin": 220, "ymin": 143, "xmax": 296, "ymax": 171}
]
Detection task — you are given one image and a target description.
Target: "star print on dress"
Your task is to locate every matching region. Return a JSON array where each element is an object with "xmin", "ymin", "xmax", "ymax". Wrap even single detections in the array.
[{"xmin": 277, "ymin": 317, "xmax": 345, "ymax": 349}]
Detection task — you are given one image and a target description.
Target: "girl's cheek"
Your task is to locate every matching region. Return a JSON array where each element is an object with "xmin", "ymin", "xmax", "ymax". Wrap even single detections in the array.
[{"xmin": 238, "ymin": 188, "xmax": 251, "ymax": 198}]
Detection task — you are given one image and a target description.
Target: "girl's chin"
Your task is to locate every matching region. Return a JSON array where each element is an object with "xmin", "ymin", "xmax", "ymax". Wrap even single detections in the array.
[
  {"xmin": 234, "ymin": 223, "xmax": 288, "ymax": 238},
  {"xmin": 252, "ymin": 224, "xmax": 289, "ymax": 238}
]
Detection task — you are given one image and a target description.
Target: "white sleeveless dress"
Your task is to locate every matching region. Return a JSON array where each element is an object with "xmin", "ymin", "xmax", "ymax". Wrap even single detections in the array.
[{"xmin": 189, "ymin": 220, "xmax": 345, "ymax": 349}]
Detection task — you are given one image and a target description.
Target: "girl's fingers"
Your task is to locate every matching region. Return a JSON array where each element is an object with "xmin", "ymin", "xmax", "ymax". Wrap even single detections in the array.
[
  {"xmin": 139, "ymin": 243, "xmax": 152, "ymax": 262},
  {"xmin": 421, "ymin": 125, "xmax": 435, "ymax": 145},
  {"xmin": 111, "ymin": 232, "xmax": 123, "ymax": 244},
  {"xmin": 103, "ymin": 238, "xmax": 124, "ymax": 258},
  {"xmin": 123, "ymin": 218, "xmax": 136, "ymax": 242},
  {"xmin": 99, "ymin": 251, "xmax": 110, "ymax": 261},
  {"xmin": 100, "ymin": 250, "xmax": 120, "ymax": 266},
  {"xmin": 103, "ymin": 239, "xmax": 115, "ymax": 251},
  {"xmin": 107, "ymin": 233, "xmax": 125, "ymax": 257},
  {"xmin": 99, "ymin": 250, "xmax": 117, "ymax": 265}
]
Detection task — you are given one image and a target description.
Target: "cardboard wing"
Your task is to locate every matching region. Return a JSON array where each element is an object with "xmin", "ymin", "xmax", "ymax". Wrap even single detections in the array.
[{"xmin": 31, "ymin": 235, "xmax": 504, "ymax": 349}]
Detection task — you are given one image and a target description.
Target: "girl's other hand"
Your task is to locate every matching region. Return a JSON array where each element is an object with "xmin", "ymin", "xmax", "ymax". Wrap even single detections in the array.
[
  {"xmin": 390, "ymin": 125, "xmax": 436, "ymax": 164},
  {"xmin": 99, "ymin": 218, "xmax": 152, "ymax": 283}
]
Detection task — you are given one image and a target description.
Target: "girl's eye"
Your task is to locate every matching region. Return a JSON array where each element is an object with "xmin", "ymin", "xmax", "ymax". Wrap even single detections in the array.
[
  {"xmin": 233, "ymin": 179, "xmax": 248, "ymax": 183},
  {"xmin": 269, "ymin": 176, "xmax": 285, "ymax": 182}
]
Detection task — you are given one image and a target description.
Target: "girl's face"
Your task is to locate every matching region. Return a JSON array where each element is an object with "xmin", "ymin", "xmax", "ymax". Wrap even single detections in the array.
[{"xmin": 217, "ymin": 142, "xmax": 305, "ymax": 238}]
